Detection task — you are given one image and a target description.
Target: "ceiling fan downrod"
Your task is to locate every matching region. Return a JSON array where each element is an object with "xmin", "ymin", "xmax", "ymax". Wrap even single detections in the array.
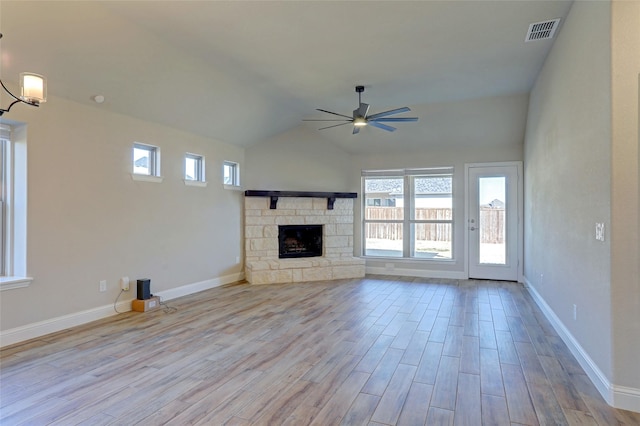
[{"xmin": 356, "ymin": 85, "xmax": 365, "ymax": 105}]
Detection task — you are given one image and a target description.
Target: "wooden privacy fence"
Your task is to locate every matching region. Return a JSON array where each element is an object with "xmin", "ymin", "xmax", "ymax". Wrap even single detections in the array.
[
  {"xmin": 479, "ymin": 207, "xmax": 505, "ymax": 244},
  {"xmin": 364, "ymin": 207, "xmax": 504, "ymax": 243}
]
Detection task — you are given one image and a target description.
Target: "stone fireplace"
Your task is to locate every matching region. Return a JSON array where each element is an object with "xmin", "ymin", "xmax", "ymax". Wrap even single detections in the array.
[{"xmin": 244, "ymin": 191, "xmax": 365, "ymax": 284}]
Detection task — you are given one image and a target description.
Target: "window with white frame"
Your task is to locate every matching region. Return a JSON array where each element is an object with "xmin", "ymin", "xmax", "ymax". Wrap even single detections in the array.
[
  {"xmin": 362, "ymin": 168, "xmax": 454, "ymax": 260},
  {"xmin": 223, "ymin": 161, "xmax": 240, "ymax": 187},
  {"xmin": 185, "ymin": 153, "xmax": 205, "ymax": 182},
  {"xmin": 0, "ymin": 124, "xmax": 30, "ymax": 289},
  {"xmin": 1, "ymin": 134, "xmax": 6, "ymax": 275},
  {"xmin": 132, "ymin": 143, "xmax": 160, "ymax": 177}
]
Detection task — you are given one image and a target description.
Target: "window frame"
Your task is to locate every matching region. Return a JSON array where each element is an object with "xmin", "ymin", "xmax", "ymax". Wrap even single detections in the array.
[
  {"xmin": 1, "ymin": 135, "xmax": 6, "ymax": 275},
  {"xmin": 362, "ymin": 167, "xmax": 454, "ymax": 261},
  {"xmin": 184, "ymin": 152, "xmax": 206, "ymax": 186},
  {"xmin": 408, "ymin": 172, "xmax": 454, "ymax": 259},
  {"xmin": 223, "ymin": 160, "xmax": 240, "ymax": 188},
  {"xmin": 362, "ymin": 174, "xmax": 405, "ymax": 258},
  {"xmin": 0, "ymin": 124, "xmax": 32, "ymax": 290},
  {"xmin": 132, "ymin": 142, "xmax": 162, "ymax": 183}
]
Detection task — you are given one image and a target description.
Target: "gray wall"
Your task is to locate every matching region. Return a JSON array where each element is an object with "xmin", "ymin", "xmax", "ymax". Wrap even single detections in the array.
[
  {"xmin": 524, "ymin": 0, "xmax": 613, "ymax": 378},
  {"xmin": 525, "ymin": 0, "xmax": 640, "ymax": 409},
  {"xmin": 1, "ymin": 95, "xmax": 245, "ymax": 333},
  {"xmin": 244, "ymin": 126, "xmax": 354, "ymax": 192},
  {"xmin": 611, "ymin": 0, "xmax": 640, "ymax": 397}
]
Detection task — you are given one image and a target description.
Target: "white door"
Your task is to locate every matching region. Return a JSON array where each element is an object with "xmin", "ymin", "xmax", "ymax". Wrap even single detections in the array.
[{"xmin": 467, "ymin": 164, "xmax": 521, "ymax": 281}]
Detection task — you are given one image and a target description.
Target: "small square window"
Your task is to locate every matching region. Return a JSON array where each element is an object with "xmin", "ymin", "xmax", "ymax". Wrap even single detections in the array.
[
  {"xmin": 133, "ymin": 143, "xmax": 160, "ymax": 176},
  {"xmin": 223, "ymin": 161, "xmax": 240, "ymax": 187},
  {"xmin": 185, "ymin": 153, "xmax": 205, "ymax": 182}
]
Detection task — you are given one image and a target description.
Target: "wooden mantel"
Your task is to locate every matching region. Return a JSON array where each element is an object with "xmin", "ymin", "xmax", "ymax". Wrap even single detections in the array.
[{"xmin": 244, "ymin": 190, "xmax": 358, "ymax": 210}]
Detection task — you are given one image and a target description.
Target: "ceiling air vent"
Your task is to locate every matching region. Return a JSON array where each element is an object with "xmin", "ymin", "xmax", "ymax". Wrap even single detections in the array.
[{"xmin": 525, "ymin": 18, "xmax": 561, "ymax": 42}]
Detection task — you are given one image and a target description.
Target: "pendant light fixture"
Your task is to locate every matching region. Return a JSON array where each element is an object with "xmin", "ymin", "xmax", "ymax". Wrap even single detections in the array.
[{"xmin": 0, "ymin": 33, "xmax": 47, "ymax": 116}]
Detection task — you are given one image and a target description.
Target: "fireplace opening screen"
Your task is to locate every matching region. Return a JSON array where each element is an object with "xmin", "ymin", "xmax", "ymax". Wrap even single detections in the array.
[{"xmin": 278, "ymin": 225, "xmax": 323, "ymax": 259}]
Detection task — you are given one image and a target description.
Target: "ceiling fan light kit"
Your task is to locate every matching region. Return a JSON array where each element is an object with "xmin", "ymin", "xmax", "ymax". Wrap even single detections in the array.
[
  {"xmin": 353, "ymin": 117, "xmax": 367, "ymax": 127},
  {"xmin": 304, "ymin": 85, "xmax": 418, "ymax": 134}
]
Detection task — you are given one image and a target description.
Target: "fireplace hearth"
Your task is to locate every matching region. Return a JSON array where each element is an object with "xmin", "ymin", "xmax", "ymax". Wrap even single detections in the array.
[{"xmin": 279, "ymin": 225, "xmax": 322, "ymax": 258}]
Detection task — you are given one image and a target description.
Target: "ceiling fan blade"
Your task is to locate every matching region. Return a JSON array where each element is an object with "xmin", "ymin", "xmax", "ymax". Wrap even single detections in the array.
[
  {"xmin": 303, "ymin": 119, "xmax": 352, "ymax": 122},
  {"xmin": 352, "ymin": 126, "xmax": 361, "ymax": 135},
  {"xmin": 318, "ymin": 122, "xmax": 352, "ymax": 130},
  {"xmin": 368, "ymin": 121, "xmax": 397, "ymax": 132},
  {"xmin": 316, "ymin": 109, "xmax": 353, "ymax": 119},
  {"xmin": 370, "ymin": 117, "xmax": 419, "ymax": 122},
  {"xmin": 367, "ymin": 107, "xmax": 411, "ymax": 120}
]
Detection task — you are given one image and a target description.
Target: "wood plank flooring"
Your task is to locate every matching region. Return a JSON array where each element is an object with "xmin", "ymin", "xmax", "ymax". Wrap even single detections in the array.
[{"xmin": 1, "ymin": 276, "xmax": 639, "ymax": 425}]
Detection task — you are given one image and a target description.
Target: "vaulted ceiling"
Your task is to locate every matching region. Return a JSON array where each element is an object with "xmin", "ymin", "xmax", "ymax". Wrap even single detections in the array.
[{"xmin": 1, "ymin": 1, "xmax": 573, "ymax": 153}]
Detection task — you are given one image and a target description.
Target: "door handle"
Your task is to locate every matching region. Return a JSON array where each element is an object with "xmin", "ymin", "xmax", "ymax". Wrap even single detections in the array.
[{"xmin": 469, "ymin": 226, "xmax": 476, "ymax": 231}]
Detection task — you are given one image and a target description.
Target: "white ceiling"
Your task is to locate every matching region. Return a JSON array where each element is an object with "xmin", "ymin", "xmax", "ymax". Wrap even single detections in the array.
[{"xmin": 0, "ymin": 1, "xmax": 573, "ymax": 153}]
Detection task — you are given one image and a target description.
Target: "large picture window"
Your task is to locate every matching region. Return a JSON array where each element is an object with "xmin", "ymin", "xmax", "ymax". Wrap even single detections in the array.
[{"xmin": 362, "ymin": 168, "xmax": 453, "ymax": 260}]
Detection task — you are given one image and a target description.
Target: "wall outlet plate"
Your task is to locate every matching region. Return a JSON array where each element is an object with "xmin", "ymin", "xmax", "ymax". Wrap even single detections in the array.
[
  {"xmin": 595, "ymin": 223, "xmax": 605, "ymax": 241},
  {"xmin": 120, "ymin": 277, "xmax": 130, "ymax": 291},
  {"xmin": 99, "ymin": 280, "xmax": 107, "ymax": 292}
]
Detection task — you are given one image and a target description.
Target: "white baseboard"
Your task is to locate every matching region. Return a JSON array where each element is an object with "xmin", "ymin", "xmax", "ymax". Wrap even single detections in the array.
[
  {"xmin": 0, "ymin": 299, "xmax": 134, "ymax": 347},
  {"xmin": 611, "ymin": 385, "xmax": 640, "ymax": 413},
  {"xmin": 0, "ymin": 272, "xmax": 244, "ymax": 348},
  {"xmin": 366, "ymin": 266, "xmax": 466, "ymax": 280},
  {"xmin": 523, "ymin": 276, "xmax": 640, "ymax": 413},
  {"xmin": 154, "ymin": 272, "xmax": 244, "ymax": 302}
]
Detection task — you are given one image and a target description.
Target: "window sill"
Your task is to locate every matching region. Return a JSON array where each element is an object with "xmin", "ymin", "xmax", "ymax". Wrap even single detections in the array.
[
  {"xmin": 363, "ymin": 256, "xmax": 456, "ymax": 263},
  {"xmin": 184, "ymin": 180, "xmax": 207, "ymax": 187},
  {"xmin": 131, "ymin": 174, "xmax": 163, "ymax": 183},
  {"xmin": 224, "ymin": 184, "xmax": 243, "ymax": 191},
  {"xmin": 0, "ymin": 276, "xmax": 33, "ymax": 291}
]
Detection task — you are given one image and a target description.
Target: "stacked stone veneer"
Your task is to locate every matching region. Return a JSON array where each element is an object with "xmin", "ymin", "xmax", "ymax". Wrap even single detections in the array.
[{"xmin": 244, "ymin": 196, "xmax": 365, "ymax": 284}]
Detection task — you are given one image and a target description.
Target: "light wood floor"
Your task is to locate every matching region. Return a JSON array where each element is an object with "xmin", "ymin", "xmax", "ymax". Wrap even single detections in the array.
[{"xmin": 1, "ymin": 276, "xmax": 639, "ymax": 425}]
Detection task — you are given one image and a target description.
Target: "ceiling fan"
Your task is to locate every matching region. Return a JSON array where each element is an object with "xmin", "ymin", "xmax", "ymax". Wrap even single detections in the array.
[{"xmin": 304, "ymin": 86, "xmax": 418, "ymax": 134}]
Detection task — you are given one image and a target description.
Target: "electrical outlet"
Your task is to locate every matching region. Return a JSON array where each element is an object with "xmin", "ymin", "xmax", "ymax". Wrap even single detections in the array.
[
  {"xmin": 236, "ymin": 256, "xmax": 240, "ymax": 264},
  {"xmin": 99, "ymin": 280, "xmax": 107, "ymax": 292},
  {"xmin": 573, "ymin": 304, "xmax": 577, "ymax": 320},
  {"xmin": 120, "ymin": 276, "xmax": 130, "ymax": 291}
]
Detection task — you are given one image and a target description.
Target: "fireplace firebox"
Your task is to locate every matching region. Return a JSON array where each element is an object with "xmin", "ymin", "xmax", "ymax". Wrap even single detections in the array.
[{"xmin": 278, "ymin": 225, "xmax": 323, "ymax": 259}]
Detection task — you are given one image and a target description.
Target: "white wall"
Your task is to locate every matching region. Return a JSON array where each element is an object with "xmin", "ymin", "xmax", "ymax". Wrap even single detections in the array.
[
  {"xmin": 244, "ymin": 126, "xmax": 354, "ymax": 192},
  {"xmin": 0, "ymin": 94, "xmax": 245, "ymax": 340},
  {"xmin": 524, "ymin": 0, "xmax": 640, "ymax": 411},
  {"xmin": 611, "ymin": 0, "xmax": 640, "ymax": 404}
]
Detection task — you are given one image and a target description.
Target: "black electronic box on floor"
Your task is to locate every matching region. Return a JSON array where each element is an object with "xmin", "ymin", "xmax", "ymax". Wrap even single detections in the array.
[{"xmin": 137, "ymin": 278, "xmax": 151, "ymax": 300}]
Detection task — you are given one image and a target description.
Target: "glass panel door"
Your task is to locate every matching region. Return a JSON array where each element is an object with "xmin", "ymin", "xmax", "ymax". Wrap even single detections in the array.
[{"xmin": 468, "ymin": 164, "xmax": 520, "ymax": 281}]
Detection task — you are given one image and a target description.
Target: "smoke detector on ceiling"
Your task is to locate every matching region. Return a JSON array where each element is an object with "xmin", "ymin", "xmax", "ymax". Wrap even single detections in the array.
[{"xmin": 525, "ymin": 18, "xmax": 561, "ymax": 42}]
